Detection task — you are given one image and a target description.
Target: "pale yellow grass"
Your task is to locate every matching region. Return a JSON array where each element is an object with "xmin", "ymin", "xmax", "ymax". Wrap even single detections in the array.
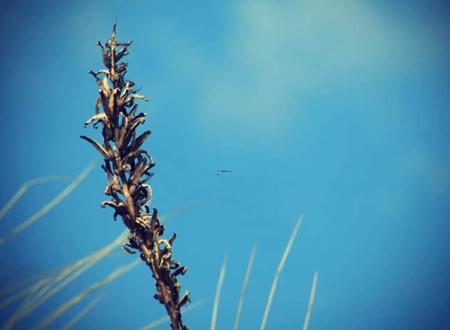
[
  {"xmin": 0, "ymin": 176, "xmax": 69, "ymax": 221},
  {"xmin": 233, "ymin": 244, "xmax": 257, "ymax": 330},
  {"xmin": 210, "ymin": 255, "xmax": 227, "ymax": 330},
  {"xmin": 302, "ymin": 271, "xmax": 319, "ymax": 330},
  {"xmin": 0, "ymin": 161, "xmax": 96, "ymax": 245},
  {"xmin": 1, "ymin": 230, "xmax": 127, "ymax": 329},
  {"xmin": 0, "ymin": 201, "xmax": 199, "ymax": 328},
  {"xmin": 31, "ymin": 260, "xmax": 140, "ymax": 330},
  {"xmin": 60, "ymin": 293, "xmax": 104, "ymax": 330},
  {"xmin": 259, "ymin": 215, "xmax": 304, "ymax": 330}
]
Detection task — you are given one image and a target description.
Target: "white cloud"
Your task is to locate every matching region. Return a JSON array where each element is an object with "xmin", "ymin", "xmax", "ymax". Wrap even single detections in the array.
[{"xmin": 195, "ymin": 0, "xmax": 440, "ymax": 139}]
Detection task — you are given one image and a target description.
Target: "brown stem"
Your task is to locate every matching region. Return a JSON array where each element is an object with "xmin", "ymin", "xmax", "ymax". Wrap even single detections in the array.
[
  {"xmin": 118, "ymin": 162, "xmax": 185, "ymax": 329},
  {"xmin": 140, "ymin": 243, "xmax": 183, "ymax": 330}
]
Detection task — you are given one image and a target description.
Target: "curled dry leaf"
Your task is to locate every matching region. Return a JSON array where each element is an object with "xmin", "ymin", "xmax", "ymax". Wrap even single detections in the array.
[{"xmin": 80, "ymin": 136, "xmax": 113, "ymax": 160}]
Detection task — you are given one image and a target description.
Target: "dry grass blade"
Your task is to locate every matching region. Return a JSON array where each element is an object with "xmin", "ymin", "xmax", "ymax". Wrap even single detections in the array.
[
  {"xmin": 60, "ymin": 293, "xmax": 103, "ymax": 330},
  {"xmin": 0, "ymin": 285, "xmax": 38, "ymax": 310},
  {"xmin": 29, "ymin": 230, "xmax": 127, "ymax": 308},
  {"xmin": 233, "ymin": 244, "xmax": 257, "ymax": 330},
  {"xmin": 2, "ymin": 230, "xmax": 127, "ymax": 327},
  {"xmin": 47, "ymin": 202, "xmax": 191, "ymax": 291},
  {"xmin": 210, "ymin": 256, "xmax": 227, "ymax": 330},
  {"xmin": 302, "ymin": 271, "xmax": 319, "ymax": 330},
  {"xmin": 0, "ymin": 272, "xmax": 44, "ymax": 301},
  {"xmin": 32, "ymin": 260, "xmax": 140, "ymax": 330},
  {"xmin": 0, "ymin": 176, "xmax": 69, "ymax": 221},
  {"xmin": 1, "ymin": 204, "xmax": 186, "ymax": 324},
  {"xmin": 260, "ymin": 215, "xmax": 304, "ymax": 330},
  {"xmin": 0, "ymin": 161, "xmax": 96, "ymax": 245},
  {"xmin": 140, "ymin": 299, "xmax": 208, "ymax": 330},
  {"xmin": 1, "ymin": 277, "xmax": 52, "ymax": 329},
  {"xmin": 0, "ymin": 277, "xmax": 49, "ymax": 310}
]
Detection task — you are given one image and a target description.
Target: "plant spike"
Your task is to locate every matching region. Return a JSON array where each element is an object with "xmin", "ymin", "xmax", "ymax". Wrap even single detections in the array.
[{"xmin": 82, "ymin": 25, "xmax": 189, "ymax": 330}]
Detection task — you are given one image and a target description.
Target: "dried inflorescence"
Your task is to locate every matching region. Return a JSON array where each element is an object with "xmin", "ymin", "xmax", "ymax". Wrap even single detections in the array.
[{"xmin": 81, "ymin": 25, "xmax": 189, "ymax": 330}]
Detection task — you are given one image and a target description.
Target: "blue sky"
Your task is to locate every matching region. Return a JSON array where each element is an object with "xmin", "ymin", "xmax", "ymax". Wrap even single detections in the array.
[{"xmin": 1, "ymin": 0, "xmax": 450, "ymax": 329}]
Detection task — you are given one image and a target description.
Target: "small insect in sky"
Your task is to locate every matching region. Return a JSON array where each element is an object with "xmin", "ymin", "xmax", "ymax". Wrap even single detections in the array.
[{"xmin": 217, "ymin": 170, "xmax": 232, "ymax": 176}]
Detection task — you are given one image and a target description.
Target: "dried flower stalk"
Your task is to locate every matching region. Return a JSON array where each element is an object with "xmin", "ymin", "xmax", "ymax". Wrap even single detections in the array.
[{"xmin": 81, "ymin": 25, "xmax": 189, "ymax": 330}]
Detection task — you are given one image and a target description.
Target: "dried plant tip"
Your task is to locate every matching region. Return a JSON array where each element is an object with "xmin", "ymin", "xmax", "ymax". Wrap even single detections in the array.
[{"xmin": 82, "ymin": 25, "xmax": 188, "ymax": 330}]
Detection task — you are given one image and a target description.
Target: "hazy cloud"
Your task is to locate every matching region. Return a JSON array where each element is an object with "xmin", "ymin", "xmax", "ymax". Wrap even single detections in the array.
[{"xmin": 195, "ymin": 0, "xmax": 443, "ymax": 138}]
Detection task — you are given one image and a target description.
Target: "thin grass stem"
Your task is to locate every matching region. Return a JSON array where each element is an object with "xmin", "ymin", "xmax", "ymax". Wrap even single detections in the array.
[
  {"xmin": 30, "ymin": 230, "xmax": 127, "ymax": 308},
  {"xmin": 60, "ymin": 293, "xmax": 103, "ymax": 330},
  {"xmin": 2, "ymin": 230, "xmax": 126, "ymax": 326},
  {"xmin": 0, "ymin": 161, "xmax": 96, "ymax": 245},
  {"xmin": 260, "ymin": 215, "xmax": 304, "ymax": 330},
  {"xmin": 0, "ymin": 176, "xmax": 69, "ymax": 221},
  {"xmin": 31, "ymin": 260, "xmax": 139, "ymax": 330},
  {"xmin": 0, "ymin": 277, "xmax": 49, "ymax": 310},
  {"xmin": 233, "ymin": 244, "xmax": 257, "ymax": 330},
  {"xmin": 210, "ymin": 255, "xmax": 227, "ymax": 330},
  {"xmin": 302, "ymin": 271, "xmax": 318, "ymax": 330}
]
